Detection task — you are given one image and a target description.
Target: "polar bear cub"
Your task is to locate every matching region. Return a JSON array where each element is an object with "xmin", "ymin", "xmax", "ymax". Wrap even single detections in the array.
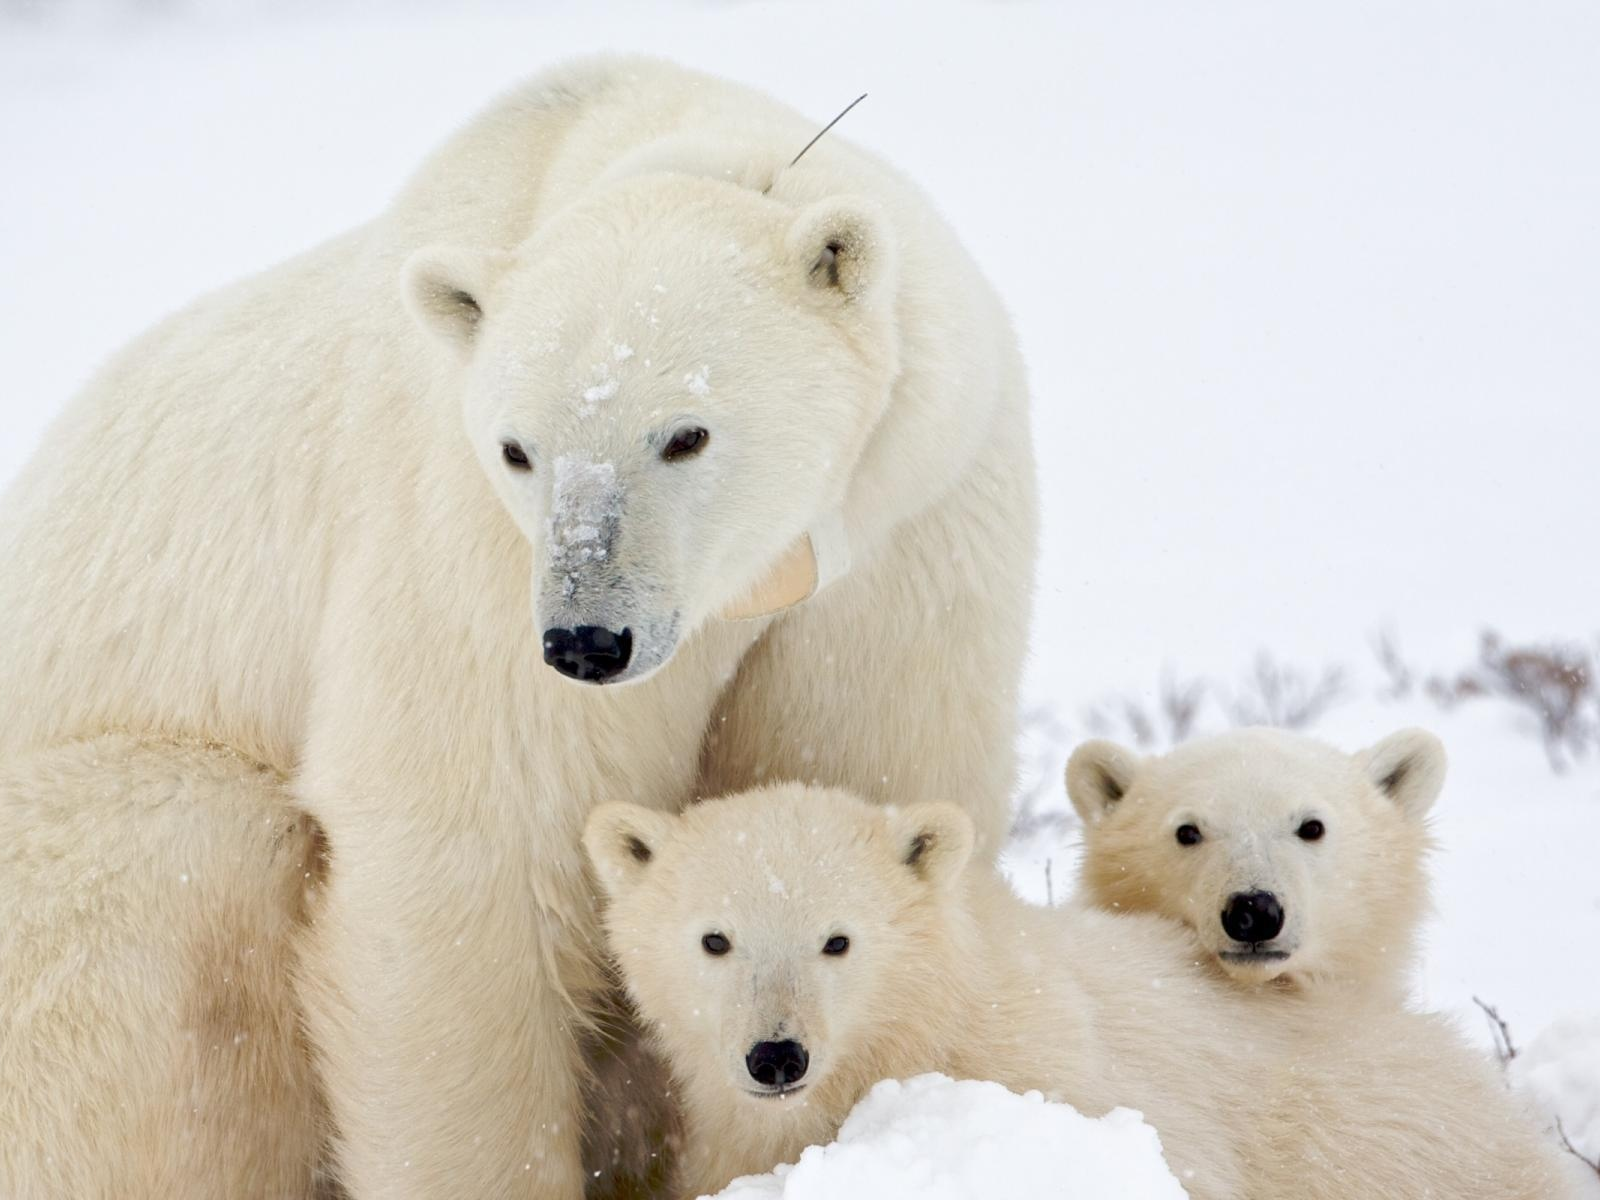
[
  {"xmin": 585, "ymin": 784, "xmax": 1577, "ymax": 1200},
  {"xmin": 1068, "ymin": 727, "xmax": 1442, "ymax": 1000}
]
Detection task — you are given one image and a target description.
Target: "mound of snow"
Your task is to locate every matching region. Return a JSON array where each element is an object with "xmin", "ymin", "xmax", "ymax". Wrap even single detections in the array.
[
  {"xmin": 704, "ymin": 1074, "xmax": 1187, "ymax": 1200},
  {"xmin": 1512, "ymin": 1012, "xmax": 1600, "ymax": 1166}
]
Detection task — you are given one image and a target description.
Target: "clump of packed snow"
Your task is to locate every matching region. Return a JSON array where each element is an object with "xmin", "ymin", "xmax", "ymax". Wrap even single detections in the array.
[
  {"xmin": 1512, "ymin": 1013, "xmax": 1600, "ymax": 1168},
  {"xmin": 580, "ymin": 375, "xmax": 619, "ymax": 407},
  {"xmin": 684, "ymin": 366, "xmax": 712, "ymax": 397},
  {"xmin": 705, "ymin": 1074, "xmax": 1187, "ymax": 1200}
]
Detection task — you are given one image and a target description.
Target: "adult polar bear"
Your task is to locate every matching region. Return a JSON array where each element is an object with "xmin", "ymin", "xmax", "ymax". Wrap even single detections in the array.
[{"xmin": 0, "ymin": 55, "xmax": 1035, "ymax": 1199}]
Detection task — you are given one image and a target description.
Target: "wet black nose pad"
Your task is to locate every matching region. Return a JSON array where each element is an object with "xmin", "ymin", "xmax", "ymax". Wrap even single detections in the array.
[
  {"xmin": 1220, "ymin": 890, "xmax": 1285, "ymax": 944},
  {"xmin": 745, "ymin": 1039, "xmax": 809, "ymax": 1087},
  {"xmin": 541, "ymin": 625, "xmax": 632, "ymax": 683}
]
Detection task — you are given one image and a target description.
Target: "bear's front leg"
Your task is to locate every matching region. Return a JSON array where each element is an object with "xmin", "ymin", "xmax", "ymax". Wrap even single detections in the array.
[{"xmin": 295, "ymin": 806, "xmax": 596, "ymax": 1200}]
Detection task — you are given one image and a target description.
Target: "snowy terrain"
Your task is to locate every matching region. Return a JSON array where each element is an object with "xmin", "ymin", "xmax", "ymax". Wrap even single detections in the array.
[
  {"xmin": 708, "ymin": 1075, "xmax": 1187, "ymax": 1200},
  {"xmin": 2, "ymin": 1, "xmax": 1597, "ymax": 1193}
]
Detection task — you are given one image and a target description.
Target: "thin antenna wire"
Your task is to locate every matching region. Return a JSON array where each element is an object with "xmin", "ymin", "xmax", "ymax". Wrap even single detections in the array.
[{"xmin": 787, "ymin": 93, "xmax": 868, "ymax": 169}]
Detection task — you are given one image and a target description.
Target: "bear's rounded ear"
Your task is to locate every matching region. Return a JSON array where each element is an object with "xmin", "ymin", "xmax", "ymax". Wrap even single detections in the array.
[
  {"xmin": 401, "ymin": 245, "xmax": 510, "ymax": 355},
  {"xmin": 582, "ymin": 803, "xmax": 674, "ymax": 898},
  {"xmin": 888, "ymin": 803, "xmax": 973, "ymax": 889},
  {"xmin": 785, "ymin": 197, "xmax": 896, "ymax": 308},
  {"xmin": 1358, "ymin": 728, "xmax": 1447, "ymax": 820},
  {"xmin": 1066, "ymin": 740, "xmax": 1142, "ymax": 825}
]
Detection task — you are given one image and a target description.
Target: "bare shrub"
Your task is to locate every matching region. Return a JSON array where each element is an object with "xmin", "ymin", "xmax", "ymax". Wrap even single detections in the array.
[
  {"xmin": 1011, "ymin": 627, "xmax": 1600, "ymax": 846},
  {"xmin": 1158, "ymin": 670, "xmax": 1206, "ymax": 743},
  {"xmin": 1371, "ymin": 629, "xmax": 1415, "ymax": 701},
  {"xmin": 1010, "ymin": 704, "xmax": 1074, "ymax": 841},
  {"xmin": 1011, "ymin": 672, "xmax": 1208, "ymax": 841},
  {"xmin": 1080, "ymin": 696, "xmax": 1152, "ymax": 749},
  {"xmin": 1222, "ymin": 652, "xmax": 1346, "ymax": 730},
  {"xmin": 1428, "ymin": 631, "xmax": 1597, "ymax": 771},
  {"xmin": 1082, "ymin": 670, "xmax": 1209, "ymax": 752},
  {"xmin": 1472, "ymin": 995, "xmax": 1518, "ymax": 1068}
]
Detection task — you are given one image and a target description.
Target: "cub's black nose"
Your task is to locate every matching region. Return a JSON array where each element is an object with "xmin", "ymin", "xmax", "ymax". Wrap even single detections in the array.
[
  {"xmin": 746, "ymin": 1039, "xmax": 809, "ymax": 1088},
  {"xmin": 1221, "ymin": 890, "xmax": 1284, "ymax": 944},
  {"xmin": 542, "ymin": 626, "xmax": 632, "ymax": 683}
]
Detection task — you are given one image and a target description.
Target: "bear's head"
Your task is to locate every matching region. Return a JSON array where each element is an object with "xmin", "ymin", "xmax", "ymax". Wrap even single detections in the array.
[
  {"xmin": 402, "ymin": 173, "xmax": 898, "ymax": 685},
  {"xmin": 583, "ymin": 785, "xmax": 971, "ymax": 1119},
  {"xmin": 1066, "ymin": 727, "xmax": 1444, "ymax": 994}
]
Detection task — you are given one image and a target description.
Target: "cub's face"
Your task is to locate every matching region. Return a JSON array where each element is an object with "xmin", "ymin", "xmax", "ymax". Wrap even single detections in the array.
[
  {"xmin": 403, "ymin": 175, "xmax": 898, "ymax": 685},
  {"xmin": 1067, "ymin": 727, "xmax": 1443, "ymax": 989},
  {"xmin": 583, "ymin": 786, "xmax": 971, "ymax": 1112}
]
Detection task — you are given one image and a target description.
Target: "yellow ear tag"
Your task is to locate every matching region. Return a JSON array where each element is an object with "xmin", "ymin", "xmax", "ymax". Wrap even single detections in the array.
[{"xmin": 719, "ymin": 514, "xmax": 851, "ymax": 621}]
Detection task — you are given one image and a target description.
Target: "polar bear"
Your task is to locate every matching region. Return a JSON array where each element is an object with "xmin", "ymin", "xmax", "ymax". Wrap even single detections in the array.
[
  {"xmin": 585, "ymin": 785, "xmax": 1580, "ymax": 1200},
  {"xmin": 0, "ymin": 735, "xmax": 330, "ymax": 1199},
  {"xmin": 1067, "ymin": 727, "xmax": 1442, "ymax": 1000},
  {"xmin": 0, "ymin": 56, "xmax": 1036, "ymax": 1198}
]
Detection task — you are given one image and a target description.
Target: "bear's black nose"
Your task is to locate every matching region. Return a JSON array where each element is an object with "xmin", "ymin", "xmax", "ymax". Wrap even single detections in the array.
[
  {"xmin": 542, "ymin": 626, "xmax": 632, "ymax": 683},
  {"xmin": 746, "ymin": 1039, "xmax": 809, "ymax": 1088},
  {"xmin": 1221, "ymin": 890, "xmax": 1284, "ymax": 944}
]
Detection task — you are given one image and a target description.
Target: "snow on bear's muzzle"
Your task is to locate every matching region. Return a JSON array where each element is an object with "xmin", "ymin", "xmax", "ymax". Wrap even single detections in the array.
[
  {"xmin": 534, "ymin": 450, "xmax": 854, "ymax": 685},
  {"xmin": 537, "ymin": 454, "xmax": 679, "ymax": 686}
]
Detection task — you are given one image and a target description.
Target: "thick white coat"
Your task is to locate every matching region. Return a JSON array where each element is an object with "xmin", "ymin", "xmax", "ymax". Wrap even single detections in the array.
[
  {"xmin": 588, "ymin": 785, "xmax": 1583, "ymax": 1200},
  {"xmin": 0, "ymin": 737, "xmax": 328, "ymax": 1198},
  {"xmin": 0, "ymin": 56, "xmax": 1035, "ymax": 1198}
]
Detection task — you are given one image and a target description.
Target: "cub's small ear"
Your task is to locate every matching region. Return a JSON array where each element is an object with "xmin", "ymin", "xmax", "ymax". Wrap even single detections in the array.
[
  {"xmin": 1359, "ymin": 728, "xmax": 1447, "ymax": 820},
  {"xmin": 1066, "ymin": 741, "xmax": 1142, "ymax": 825},
  {"xmin": 887, "ymin": 802, "xmax": 974, "ymax": 888},
  {"xmin": 401, "ymin": 245, "xmax": 510, "ymax": 354},
  {"xmin": 582, "ymin": 803, "xmax": 674, "ymax": 898},
  {"xmin": 786, "ymin": 197, "xmax": 896, "ymax": 307}
]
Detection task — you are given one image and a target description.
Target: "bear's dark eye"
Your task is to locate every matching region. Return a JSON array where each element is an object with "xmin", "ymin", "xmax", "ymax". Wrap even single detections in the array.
[
  {"xmin": 701, "ymin": 932, "xmax": 731, "ymax": 956},
  {"xmin": 1297, "ymin": 819, "xmax": 1326, "ymax": 842},
  {"xmin": 1175, "ymin": 824, "xmax": 1203, "ymax": 847},
  {"xmin": 501, "ymin": 440, "xmax": 531, "ymax": 471},
  {"xmin": 822, "ymin": 935, "xmax": 850, "ymax": 956},
  {"xmin": 662, "ymin": 427, "xmax": 709, "ymax": 462}
]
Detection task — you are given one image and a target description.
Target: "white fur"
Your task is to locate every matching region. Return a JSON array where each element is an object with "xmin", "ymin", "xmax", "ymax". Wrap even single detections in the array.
[
  {"xmin": 0, "ymin": 736, "xmax": 329, "ymax": 1200},
  {"xmin": 1068, "ymin": 727, "xmax": 1443, "ymax": 999},
  {"xmin": 0, "ymin": 56, "xmax": 1036, "ymax": 1197},
  {"xmin": 587, "ymin": 786, "xmax": 1581, "ymax": 1200}
]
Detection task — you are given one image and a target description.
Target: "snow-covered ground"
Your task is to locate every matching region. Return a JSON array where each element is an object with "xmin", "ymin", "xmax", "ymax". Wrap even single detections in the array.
[
  {"xmin": 3, "ymin": 1, "xmax": 1597, "ymax": 1193},
  {"xmin": 710, "ymin": 1075, "xmax": 1187, "ymax": 1200}
]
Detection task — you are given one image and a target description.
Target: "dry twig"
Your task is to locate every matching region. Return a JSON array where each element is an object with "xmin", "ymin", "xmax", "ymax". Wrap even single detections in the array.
[
  {"xmin": 1010, "ymin": 705, "xmax": 1074, "ymax": 840},
  {"xmin": 1471, "ymin": 995, "xmax": 1518, "ymax": 1067},
  {"xmin": 1555, "ymin": 1117, "xmax": 1600, "ymax": 1182},
  {"xmin": 1223, "ymin": 652, "xmax": 1346, "ymax": 730},
  {"xmin": 1371, "ymin": 630, "xmax": 1414, "ymax": 701},
  {"xmin": 1428, "ymin": 632, "xmax": 1597, "ymax": 771}
]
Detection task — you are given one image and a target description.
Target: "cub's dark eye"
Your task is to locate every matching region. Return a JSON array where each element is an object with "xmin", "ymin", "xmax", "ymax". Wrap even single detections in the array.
[
  {"xmin": 501, "ymin": 440, "xmax": 531, "ymax": 471},
  {"xmin": 822, "ymin": 935, "xmax": 850, "ymax": 956},
  {"xmin": 701, "ymin": 932, "xmax": 731, "ymax": 956},
  {"xmin": 1297, "ymin": 819, "xmax": 1326, "ymax": 842},
  {"xmin": 662, "ymin": 427, "xmax": 709, "ymax": 462},
  {"xmin": 1175, "ymin": 824, "xmax": 1203, "ymax": 847}
]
